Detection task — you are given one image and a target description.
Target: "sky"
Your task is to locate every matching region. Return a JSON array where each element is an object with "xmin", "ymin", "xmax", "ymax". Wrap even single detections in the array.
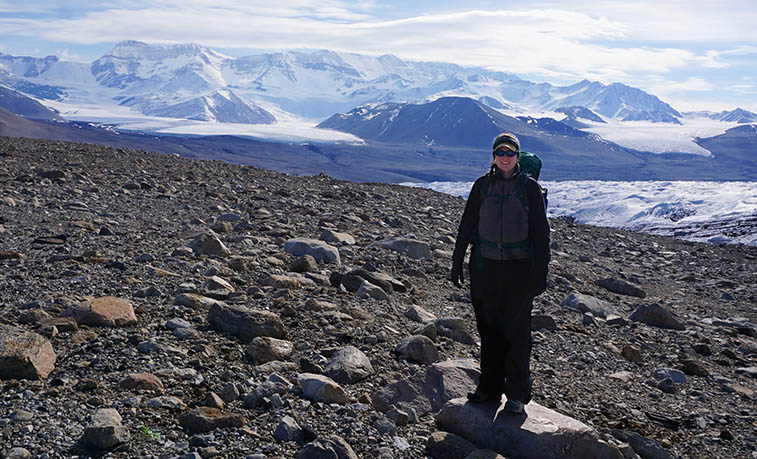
[{"xmin": 1, "ymin": 0, "xmax": 756, "ymax": 112}]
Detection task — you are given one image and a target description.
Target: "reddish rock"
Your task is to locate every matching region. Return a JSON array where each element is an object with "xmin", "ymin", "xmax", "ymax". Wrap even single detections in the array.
[
  {"xmin": 119, "ymin": 373, "xmax": 164, "ymax": 392},
  {"xmin": 64, "ymin": 296, "xmax": 138, "ymax": 327},
  {"xmin": 0, "ymin": 325, "xmax": 56, "ymax": 380}
]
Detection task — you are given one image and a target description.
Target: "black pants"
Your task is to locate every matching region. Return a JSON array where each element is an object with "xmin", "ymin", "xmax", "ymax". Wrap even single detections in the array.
[{"xmin": 469, "ymin": 257, "xmax": 534, "ymax": 404}]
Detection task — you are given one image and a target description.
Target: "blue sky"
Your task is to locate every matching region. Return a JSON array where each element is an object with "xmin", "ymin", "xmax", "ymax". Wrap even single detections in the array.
[{"xmin": 1, "ymin": 0, "xmax": 756, "ymax": 112}]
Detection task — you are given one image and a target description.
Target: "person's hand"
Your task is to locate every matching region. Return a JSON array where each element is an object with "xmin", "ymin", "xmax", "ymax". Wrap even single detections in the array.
[{"xmin": 451, "ymin": 263, "xmax": 464, "ymax": 288}]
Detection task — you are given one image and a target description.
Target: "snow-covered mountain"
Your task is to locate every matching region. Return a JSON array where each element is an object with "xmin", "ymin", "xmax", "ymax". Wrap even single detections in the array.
[
  {"xmin": 0, "ymin": 41, "xmax": 693, "ymax": 126},
  {"xmin": 685, "ymin": 108, "xmax": 757, "ymax": 124}
]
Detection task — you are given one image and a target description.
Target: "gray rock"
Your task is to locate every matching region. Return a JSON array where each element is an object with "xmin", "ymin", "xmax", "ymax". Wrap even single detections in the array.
[
  {"xmin": 394, "ymin": 335, "xmax": 439, "ymax": 364},
  {"xmin": 436, "ymin": 398, "xmax": 624, "ymax": 459},
  {"xmin": 561, "ymin": 292, "xmax": 618, "ymax": 318},
  {"xmin": 320, "ymin": 229, "xmax": 356, "ymax": 246},
  {"xmin": 81, "ymin": 408, "xmax": 131, "ymax": 450},
  {"xmin": 295, "ymin": 436, "xmax": 358, "ymax": 459},
  {"xmin": 405, "ymin": 305, "xmax": 436, "ymax": 323},
  {"xmin": 612, "ymin": 430, "xmax": 673, "ymax": 459},
  {"xmin": 324, "ymin": 346, "xmax": 375, "ymax": 384},
  {"xmin": 290, "ymin": 254, "xmax": 319, "ymax": 273},
  {"xmin": 433, "ymin": 318, "xmax": 475, "ymax": 344},
  {"xmin": 64, "ymin": 296, "xmax": 138, "ymax": 327},
  {"xmin": 246, "ymin": 336, "xmax": 294, "ymax": 363},
  {"xmin": 285, "ymin": 238, "xmax": 341, "ymax": 265},
  {"xmin": 357, "ymin": 280, "xmax": 391, "ymax": 302},
  {"xmin": 217, "ymin": 212, "xmax": 242, "ymax": 222},
  {"xmin": 189, "ymin": 231, "xmax": 231, "ymax": 257},
  {"xmin": 531, "ymin": 314, "xmax": 558, "ymax": 331},
  {"xmin": 165, "ymin": 318, "xmax": 192, "ymax": 329},
  {"xmin": 178, "ymin": 407, "xmax": 245, "ymax": 433},
  {"xmin": 0, "ymin": 325, "xmax": 56, "ymax": 380},
  {"xmin": 173, "ymin": 293, "xmax": 223, "ymax": 311},
  {"xmin": 735, "ymin": 366, "xmax": 757, "ymax": 378},
  {"xmin": 298, "ymin": 373, "xmax": 351, "ymax": 404},
  {"xmin": 243, "ymin": 380, "xmax": 290, "ymax": 408},
  {"xmin": 273, "ymin": 415, "xmax": 304, "ymax": 443},
  {"xmin": 629, "ymin": 304, "xmax": 686, "ymax": 330},
  {"xmin": 4, "ymin": 447, "xmax": 32, "ymax": 458},
  {"xmin": 653, "ymin": 368, "xmax": 687, "ymax": 384},
  {"xmin": 208, "ymin": 303, "xmax": 285, "ymax": 343},
  {"xmin": 372, "ymin": 359, "xmax": 480, "ymax": 416},
  {"xmin": 596, "ymin": 278, "xmax": 646, "ymax": 298},
  {"xmin": 203, "ymin": 275, "xmax": 235, "ymax": 294},
  {"xmin": 370, "ymin": 236, "xmax": 431, "ymax": 260}
]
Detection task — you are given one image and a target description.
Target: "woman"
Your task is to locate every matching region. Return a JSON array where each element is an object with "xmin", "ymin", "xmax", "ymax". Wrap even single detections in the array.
[{"xmin": 450, "ymin": 132, "xmax": 550, "ymax": 414}]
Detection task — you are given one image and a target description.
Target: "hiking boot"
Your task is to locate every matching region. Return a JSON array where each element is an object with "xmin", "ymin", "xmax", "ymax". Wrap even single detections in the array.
[
  {"xmin": 467, "ymin": 391, "xmax": 501, "ymax": 403},
  {"xmin": 466, "ymin": 389, "xmax": 501, "ymax": 404},
  {"xmin": 504, "ymin": 399, "xmax": 525, "ymax": 414}
]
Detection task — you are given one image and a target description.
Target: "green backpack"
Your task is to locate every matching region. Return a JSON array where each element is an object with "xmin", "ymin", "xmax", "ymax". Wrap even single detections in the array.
[{"xmin": 518, "ymin": 151, "xmax": 542, "ymax": 181}]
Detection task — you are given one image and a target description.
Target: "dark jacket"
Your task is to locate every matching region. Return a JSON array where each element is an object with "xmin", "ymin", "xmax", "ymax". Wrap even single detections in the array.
[{"xmin": 452, "ymin": 167, "xmax": 551, "ymax": 288}]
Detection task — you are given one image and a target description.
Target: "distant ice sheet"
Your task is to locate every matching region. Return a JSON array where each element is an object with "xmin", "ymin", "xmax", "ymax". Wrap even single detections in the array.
[
  {"xmin": 44, "ymin": 100, "xmax": 364, "ymax": 144},
  {"xmin": 402, "ymin": 180, "xmax": 757, "ymax": 246},
  {"xmin": 581, "ymin": 117, "xmax": 737, "ymax": 156}
]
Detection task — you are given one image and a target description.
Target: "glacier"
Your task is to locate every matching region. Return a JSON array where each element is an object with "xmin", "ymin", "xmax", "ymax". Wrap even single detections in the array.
[{"xmin": 404, "ymin": 180, "xmax": 757, "ymax": 246}]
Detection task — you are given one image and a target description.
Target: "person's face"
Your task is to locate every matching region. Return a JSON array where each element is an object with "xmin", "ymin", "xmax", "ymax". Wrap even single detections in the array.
[{"xmin": 494, "ymin": 148, "xmax": 518, "ymax": 174}]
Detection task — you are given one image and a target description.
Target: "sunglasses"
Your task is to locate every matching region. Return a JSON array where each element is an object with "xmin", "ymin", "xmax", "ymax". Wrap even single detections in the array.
[{"xmin": 494, "ymin": 148, "xmax": 518, "ymax": 157}]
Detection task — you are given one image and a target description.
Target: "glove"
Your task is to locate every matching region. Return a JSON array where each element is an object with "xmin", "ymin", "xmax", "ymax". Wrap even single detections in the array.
[
  {"xmin": 451, "ymin": 263, "xmax": 464, "ymax": 288},
  {"xmin": 530, "ymin": 269, "xmax": 547, "ymax": 297}
]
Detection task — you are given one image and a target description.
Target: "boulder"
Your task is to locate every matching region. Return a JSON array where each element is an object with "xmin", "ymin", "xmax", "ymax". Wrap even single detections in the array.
[
  {"xmin": 64, "ymin": 296, "xmax": 137, "ymax": 327},
  {"xmin": 629, "ymin": 304, "xmax": 686, "ymax": 330},
  {"xmin": 370, "ymin": 236, "xmax": 431, "ymax": 260},
  {"xmin": 208, "ymin": 303, "xmax": 285, "ymax": 343},
  {"xmin": 561, "ymin": 293, "xmax": 617, "ymax": 318},
  {"xmin": 395, "ymin": 335, "xmax": 439, "ymax": 364},
  {"xmin": 596, "ymin": 278, "xmax": 646, "ymax": 298},
  {"xmin": 179, "ymin": 407, "xmax": 245, "ymax": 433},
  {"xmin": 285, "ymin": 238, "xmax": 341, "ymax": 265},
  {"xmin": 80, "ymin": 409, "xmax": 130, "ymax": 450},
  {"xmin": 246, "ymin": 336, "xmax": 294, "ymax": 363},
  {"xmin": 324, "ymin": 346, "xmax": 375, "ymax": 384},
  {"xmin": 189, "ymin": 231, "xmax": 231, "ymax": 257},
  {"xmin": 373, "ymin": 359, "xmax": 480, "ymax": 416},
  {"xmin": 0, "ymin": 325, "xmax": 56, "ymax": 380},
  {"xmin": 298, "ymin": 373, "xmax": 351, "ymax": 404},
  {"xmin": 436, "ymin": 398, "xmax": 624, "ymax": 459}
]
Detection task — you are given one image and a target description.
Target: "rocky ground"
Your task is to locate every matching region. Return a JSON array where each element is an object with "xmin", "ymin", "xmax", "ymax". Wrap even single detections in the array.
[{"xmin": 0, "ymin": 136, "xmax": 755, "ymax": 459}]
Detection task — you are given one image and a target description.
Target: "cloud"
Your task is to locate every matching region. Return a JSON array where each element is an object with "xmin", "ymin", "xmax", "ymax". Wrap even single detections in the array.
[{"xmin": 0, "ymin": 5, "xmax": 725, "ymax": 83}]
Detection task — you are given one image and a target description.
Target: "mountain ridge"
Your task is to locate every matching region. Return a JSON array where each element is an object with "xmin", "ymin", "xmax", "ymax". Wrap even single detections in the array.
[{"xmin": 0, "ymin": 41, "xmax": 703, "ymax": 125}]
